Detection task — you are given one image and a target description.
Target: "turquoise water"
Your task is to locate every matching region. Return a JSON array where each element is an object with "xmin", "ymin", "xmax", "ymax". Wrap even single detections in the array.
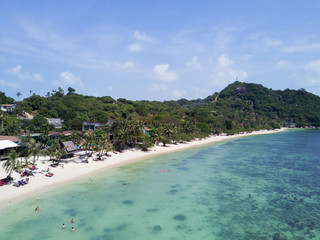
[{"xmin": 1, "ymin": 129, "xmax": 320, "ymax": 240}]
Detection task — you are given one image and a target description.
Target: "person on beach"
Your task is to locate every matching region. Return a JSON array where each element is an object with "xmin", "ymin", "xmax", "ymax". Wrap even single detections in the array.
[
  {"xmin": 62, "ymin": 223, "xmax": 65, "ymax": 229},
  {"xmin": 72, "ymin": 227, "xmax": 75, "ymax": 232},
  {"xmin": 35, "ymin": 206, "xmax": 39, "ymax": 211},
  {"xmin": 71, "ymin": 218, "xmax": 75, "ymax": 223}
]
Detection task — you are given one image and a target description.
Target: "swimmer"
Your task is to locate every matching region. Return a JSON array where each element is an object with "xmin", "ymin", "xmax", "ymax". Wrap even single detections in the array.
[
  {"xmin": 71, "ymin": 218, "xmax": 75, "ymax": 223},
  {"xmin": 72, "ymin": 227, "xmax": 75, "ymax": 232},
  {"xmin": 62, "ymin": 223, "xmax": 65, "ymax": 229},
  {"xmin": 35, "ymin": 206, "xmax": 39, "ymax": 211}
]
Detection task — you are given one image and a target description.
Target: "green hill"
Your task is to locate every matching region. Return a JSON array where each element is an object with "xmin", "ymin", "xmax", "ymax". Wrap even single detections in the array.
[{"xmin": 1, "ymin": 82, "xmax": 320, "ymax": 139}]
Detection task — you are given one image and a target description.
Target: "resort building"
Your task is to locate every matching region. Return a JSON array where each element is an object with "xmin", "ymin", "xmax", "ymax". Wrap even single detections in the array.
[
  {"xmin": 0, "ymin": 104, "xmax": 15, "ymax": 112},
  {"xmin": 46, "ymin": 118, "xmax": 64, "ymax": 129},
  {"xmin": 82, "ymin": 120, "xmax": 114, "ymax": 131},
  {"xmin": 0, "ymin": 137, "xmax": 19, "ymax": 160}
]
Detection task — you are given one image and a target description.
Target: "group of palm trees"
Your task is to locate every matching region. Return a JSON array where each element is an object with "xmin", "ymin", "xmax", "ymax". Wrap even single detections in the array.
[
  {"xmin": 2, "ymin": 113, "xmax": 211, "ymax": 178},
  {"xmin": 2, "ymin": 129, "xmax": 114, "ymax": 178}
]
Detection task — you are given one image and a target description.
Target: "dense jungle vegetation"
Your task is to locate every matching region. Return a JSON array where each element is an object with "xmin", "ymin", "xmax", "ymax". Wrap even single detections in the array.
[{"xmin": 1, "ymin": 81, "xmax": 320, "ymax": 150}]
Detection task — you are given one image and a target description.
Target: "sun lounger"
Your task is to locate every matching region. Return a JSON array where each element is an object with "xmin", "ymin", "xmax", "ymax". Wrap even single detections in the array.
[{"xmin": 45, "ymin": 172, "xmax": 54, "ymax": 177}]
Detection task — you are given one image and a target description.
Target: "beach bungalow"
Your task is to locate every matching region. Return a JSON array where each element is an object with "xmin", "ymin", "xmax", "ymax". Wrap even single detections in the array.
[
  {"xmin": 0, "ymin": 140, "xmax": 19, "ymax": 160},
  {"xmin": 60, "ymin": 141, "xmax": 77, "ymax": 158}
]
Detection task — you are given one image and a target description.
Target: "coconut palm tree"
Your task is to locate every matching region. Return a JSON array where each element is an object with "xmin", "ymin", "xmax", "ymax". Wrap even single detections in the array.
[
  {"xmin": 54, "ymin": 145, "xmax": 66, "ymax": 163},
  {"xmin": 24, "ymin": 138, "xmax": 44, "ymax": 166},
  {"xmin": 3, "ymin": 148, "xmax": 21, "ymax": 177},
  {"xmin": 97, "ymin": 132, "xmax": 113, "ymax": 159},
  {"xmin": 46, "ymin": 139, "xmax": 59, "ymax": 161},
  {"xmin": 83, "ymin": 131, "xmax": 95, "ymax": 157}
]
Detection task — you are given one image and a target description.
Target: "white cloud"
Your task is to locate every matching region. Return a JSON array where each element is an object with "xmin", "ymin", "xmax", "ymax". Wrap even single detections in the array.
[
  {"xmin": 128, "ymin": 31, "xmax": 152, "ymax": 53},
  {"xmin": 0, "ymin": 79, "xmax": 21, "ymax": 88},
  {"xmin": 211, "ymin": 54, "xmax": 248, "ymax": 87},
  {"xmin": 186, "ymin": 56, "xmax": 201, "ymax": 70},
  {"xmin": 217, "ymin": 54, "xmax": 233, "ymax": 67},
  {"xmin": 54, "ymin": 71, "xmax": 84, "ymax": 88},
  {"xmin": 8, "ymin": 65, "xmax": 43, "ymax": 81},
  {"xmin": 153, "ymin": 64, "xmax": 177, "ymax": 82},
  {"xmin": 128, "ymin": 42, "xmax": 143, "ymax": 52},
  {"xmin": 171, "ymin": 89, "xmax": 186, "ymax": 98},
  {"xmin": 108, "ymin": 86, "xmax": 113, "ymax": 91},
  {"xmin": 132, "ymin": 31, "xmax": 152, "ymax": 42}
]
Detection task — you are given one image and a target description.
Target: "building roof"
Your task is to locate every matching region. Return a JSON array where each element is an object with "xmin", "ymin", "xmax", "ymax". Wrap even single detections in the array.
[
  {"xmin": 61, "ymin": 141, "xmax": 77, "ymax": 153},
  {"xmin": 0, "ymin": 136, "xmax": 19, "ymax": 142},
  {"xmin": 0, "ymin": 104, "xmax": 14, "ymax": 107},
  {"xmin": 46, "ymin": 118, "xmax": 64, "ymax": 127},
  {"xmin": 0, "ymin": 140, "xmax": 19, "ymax": 150},
  {"xmin": 49, "ymin": 131, "xmax": 72, "ymax": 136}
]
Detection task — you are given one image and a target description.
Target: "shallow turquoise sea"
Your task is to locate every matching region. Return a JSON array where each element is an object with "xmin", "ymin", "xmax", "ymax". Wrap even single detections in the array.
[{"xmin": 1, "ymin": 129, "xmax": 320, "ymax": 240}]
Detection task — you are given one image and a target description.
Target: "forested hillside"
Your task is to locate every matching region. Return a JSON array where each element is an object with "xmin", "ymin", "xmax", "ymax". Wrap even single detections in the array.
[{"xmin": 1, "ymin": 82, "xmax": 320, "ymax": 147}]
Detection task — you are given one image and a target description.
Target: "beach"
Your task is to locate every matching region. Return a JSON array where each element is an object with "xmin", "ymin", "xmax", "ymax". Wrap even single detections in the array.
[{"xmin": 0, "ymin": 128, "xmax": 287, "ymax": 208}]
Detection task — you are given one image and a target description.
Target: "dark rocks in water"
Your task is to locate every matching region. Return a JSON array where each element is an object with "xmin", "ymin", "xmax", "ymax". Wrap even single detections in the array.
[
  {"xmin": 152, "ymin": 225, "xmax": 162, "ymax": 232},
  {"xmin": 174, "ymin": 215, "xmax": 186, "ymax": 221},
  {"xmin": 116, "ymin": 224, "xmax": 127, "ymax": 231},
  {"xmin": 123, "ymin": 200, "xmax": 134, "ymax": 205},
  {"xmin": 168, "ymin": 189, "xmax": 179, "ymax": 194},
  {"xmin": 146, "ymin": 208, "xmax": 159, "ymax": 213},
  {"xmin": 103, "ymin": 227, "xmax": 112, "ymax": 232},
  {"xmin": 177, "ymin": 167, "xmax": 189, "ymax": 171}
]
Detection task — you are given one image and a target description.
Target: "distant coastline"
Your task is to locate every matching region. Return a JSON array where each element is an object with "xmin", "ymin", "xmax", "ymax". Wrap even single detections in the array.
[{"xmin": 0, "ymin": 128, "xmax": 288, "ymax": 209}]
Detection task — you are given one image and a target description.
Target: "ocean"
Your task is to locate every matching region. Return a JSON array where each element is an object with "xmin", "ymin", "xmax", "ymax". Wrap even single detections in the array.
[{"xmin": 0, "ymin": 129, "xmax": 319, "ymax": 240}]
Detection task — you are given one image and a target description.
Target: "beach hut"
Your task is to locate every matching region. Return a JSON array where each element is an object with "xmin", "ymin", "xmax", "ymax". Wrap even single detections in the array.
[
  {"xmin": 61, "ymin": 141, "xmax": 77, "ymax": 158},
  {"xmin": 0, "ymin": 140, "xmax": 19, "ymax": 160}
]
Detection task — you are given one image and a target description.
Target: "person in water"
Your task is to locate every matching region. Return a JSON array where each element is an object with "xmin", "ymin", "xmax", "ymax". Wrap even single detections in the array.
[
  {"xmin": 71, "ymin": 218, "xmax": 75, "ymax": 223},
  {"xmin": 72, "ymin": 227, "xmax": 75, "ymax": 232},
  {"xmin": 35, "ymin": 206, "xmax": 39, "ymax": 211},
  {"xmin": 62, "ymin": 223, "xmax": 65, "ymax": 229}
]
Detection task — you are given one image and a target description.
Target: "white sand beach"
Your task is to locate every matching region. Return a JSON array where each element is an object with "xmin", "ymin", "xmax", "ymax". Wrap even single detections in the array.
[{"xmin": 0, "ymin": 128, "xmax": 287, "ymax": 208}]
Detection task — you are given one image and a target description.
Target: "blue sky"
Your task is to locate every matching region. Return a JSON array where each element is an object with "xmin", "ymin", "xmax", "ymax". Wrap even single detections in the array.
[{"xmin": 1, "ymin": 0, "xmax": 320, "ymax": 101}]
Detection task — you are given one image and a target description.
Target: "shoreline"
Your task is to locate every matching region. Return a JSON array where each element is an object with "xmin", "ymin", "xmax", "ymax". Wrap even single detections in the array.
[{"xmin": 0, "ymin": 128, "xmax": 288, "ymax": 209}]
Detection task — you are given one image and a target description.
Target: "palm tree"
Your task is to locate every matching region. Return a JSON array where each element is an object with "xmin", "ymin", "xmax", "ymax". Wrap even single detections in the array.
[
  {"xmin": 83, "ymin": 131, "xmax": 95, "ymax": 157},
  {"xmin": 54, "ymin": 146, "xmax": 66, "ymax": 163},
  {"xmin": 16, "ymin": 92, "xmax": 21, "ymax": 101},
  {"xmin": 3, "ymin": 148, "xmax": 21, "ymax": 177},
  {"xmin": 97, "ymin": 133, "xmax": 113, "ymax": 159},
  {"xmin": 24, "ymin": 138, "xmax": 44, "ymax": 166},
  {"xmin": 46, "ymin": 139, "xmax": 59, "ymax": 161}
]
